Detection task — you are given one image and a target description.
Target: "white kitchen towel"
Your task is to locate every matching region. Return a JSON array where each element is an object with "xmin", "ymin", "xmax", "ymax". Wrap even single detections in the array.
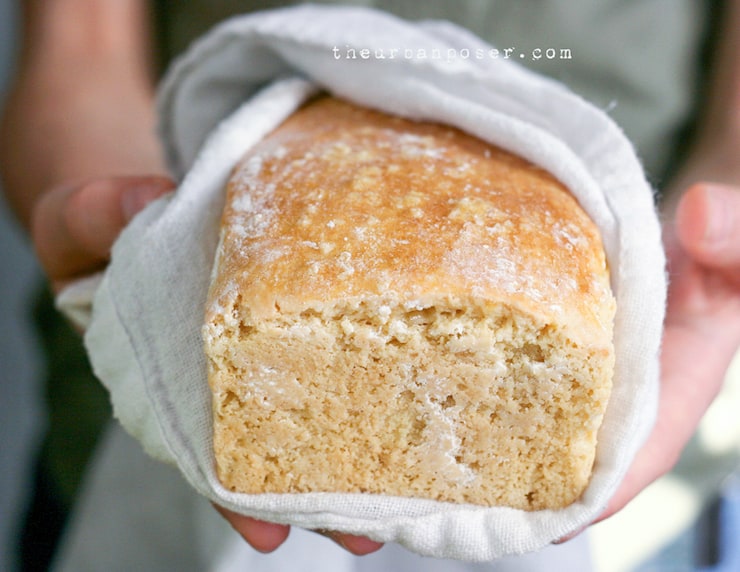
[{"xmin": 59, "ymin": 4, "xmax": 666, "ymax": 561}]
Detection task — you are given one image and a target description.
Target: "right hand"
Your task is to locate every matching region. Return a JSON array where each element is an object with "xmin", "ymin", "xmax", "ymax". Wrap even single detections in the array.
[
  {"xmin": 31, "ymin": 175, "xmax": 175, "ymax": 293},
  {"xmin": 32, "ymin": 173, "xmax": 383, "ymax": 556},
  {"xmin": 0, "ymin": 1, "xmax": 384, "ymax": 553}
]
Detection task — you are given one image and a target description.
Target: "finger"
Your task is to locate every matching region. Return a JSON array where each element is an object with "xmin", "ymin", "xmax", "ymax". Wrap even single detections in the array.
[
  {"xmin": 594, "ymin": 321, "xmax": 729, "ymax": 525},
  {"xmin": 592, "ymin": 413, "xmax": 680, "ymax": 525},
  {"xmin": 676, "ymin": 183, "xmax": 740, "ymax": 268},
  {"xmin": 31, "ymin": 175, "xmax": 174, "ymax": 287},
  {"xmin": 321, "ymin": 531, "xmax": 384, "ymax": 555},
  {"xmin": 213, "ymin": 506, "xmax": 290, "ymax": 553}
]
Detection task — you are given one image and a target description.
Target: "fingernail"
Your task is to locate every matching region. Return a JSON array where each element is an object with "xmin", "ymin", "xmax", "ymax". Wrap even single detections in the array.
[
  {"xmin": 121, "ymin": 182, "xmax": 169, "ymax": 222},
  {"xmin": 703, "ymin": 186, "xmax": 732, "ymax": 246}
]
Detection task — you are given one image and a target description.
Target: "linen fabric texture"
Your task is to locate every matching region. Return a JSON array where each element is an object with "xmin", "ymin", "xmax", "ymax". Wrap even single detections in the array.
[{"xmin": 57, "ymin": 5, "xmax": 666, "ymax": 561}]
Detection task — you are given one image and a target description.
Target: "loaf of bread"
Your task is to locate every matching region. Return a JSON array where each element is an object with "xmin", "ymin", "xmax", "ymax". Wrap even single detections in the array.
[{"xmin": 203, "ymin": 96, "xmax": 615, "ymax": 510}]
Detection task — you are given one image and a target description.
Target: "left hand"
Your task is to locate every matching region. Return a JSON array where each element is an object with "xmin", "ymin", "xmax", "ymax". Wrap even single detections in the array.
[
  {"xmin": 229, "ymin": 181, "xmax": 739, "ymax": 553},
  {"xmin": 596, "ymin": 181, "xmax": 740, "ymax": 524}
]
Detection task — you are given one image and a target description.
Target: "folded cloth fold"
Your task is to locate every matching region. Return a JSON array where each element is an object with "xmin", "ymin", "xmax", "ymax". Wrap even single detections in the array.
[{"xmin": 57, "ymin": 5, "xmax": 665, "ymax": 561}]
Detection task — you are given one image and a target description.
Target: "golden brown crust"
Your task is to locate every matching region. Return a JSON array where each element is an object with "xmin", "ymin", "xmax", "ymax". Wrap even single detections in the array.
[
  {"xmin": 204, "ymin": 96, "xmax": 615, "ymax": 509},
  {"xmin": 209, "ymin": 97, "xmax": 612, "ymax": 343}
]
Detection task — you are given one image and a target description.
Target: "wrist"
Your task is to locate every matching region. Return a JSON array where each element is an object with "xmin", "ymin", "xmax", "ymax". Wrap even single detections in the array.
[
  {"xmin": 22, "ymin": 0, "xmax": 154, "ymax": 83},
  {"xmin": 0, "ymin": 57, "xmax": 162, "ymax": 230}
]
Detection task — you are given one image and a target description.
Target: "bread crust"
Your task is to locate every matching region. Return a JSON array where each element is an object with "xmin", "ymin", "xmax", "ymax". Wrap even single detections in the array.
[{"xmin": 204, "ymin": 96, "xmax": 615, "ymax": 509}]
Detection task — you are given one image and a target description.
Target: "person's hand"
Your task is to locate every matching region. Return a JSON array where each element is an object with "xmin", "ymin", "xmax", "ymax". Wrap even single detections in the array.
[
  {"xmin": 586, "ymin": 181, "xmax": 740, "ymax": 542},
  {"xmin": 577, "ymin": 0, "xmax": 740, "ymax": 532},
  {"xmin": 29, "ymin": 171, "xmax": 384, "ymax": 554},
  {"xmin": 31, "ymin": 176, "xmax": 175, "ymax": 293},
  {"xmin": 555, "ymin": 180, "xmax": 740, "ymax": 545},
  {"xmin": 0, "ymin": 2, "xmax": 382, "ymax": 548},
  {"xmin": 213, "ymin": 505, "xmax": 384, "ymax": 555},
  {"xmin": 594, "ymin": 182, "xmax": 740, "ymax": 523}
]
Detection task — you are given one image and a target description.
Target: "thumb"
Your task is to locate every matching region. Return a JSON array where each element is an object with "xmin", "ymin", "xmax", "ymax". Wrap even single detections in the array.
[
  {"xmin": 32, "ymin": 175, "xmax": 175, "ymax": 291},
  {"xmin": 676, "ymin": 183, "xmax": 740, "ymax": 268}
]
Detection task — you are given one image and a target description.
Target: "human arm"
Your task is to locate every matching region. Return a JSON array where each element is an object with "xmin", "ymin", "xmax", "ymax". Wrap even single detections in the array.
[
  {"xmin": 0, "ymin": 0, "xmax": 170, "ymax": 291},
  {"xmin": 0, "ymin": 0, "xmax": 381, "ymax": 555},
  {"xmin": 0, "ymin": 0, "xmax": 166, "ymax": 227},
  {"xmin": 592, "ymin": 0, "xmax": 740, "ymax": 527}
]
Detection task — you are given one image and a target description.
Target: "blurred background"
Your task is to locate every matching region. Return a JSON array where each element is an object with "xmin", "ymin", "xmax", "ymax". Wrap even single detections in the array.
[
  {"xmin": 0, "ymin": 1, "xmax": 47, "ymax": 571},
  {"xmin": 1, "ymin": 1, "xmax": 740, "ymax": 570}
]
